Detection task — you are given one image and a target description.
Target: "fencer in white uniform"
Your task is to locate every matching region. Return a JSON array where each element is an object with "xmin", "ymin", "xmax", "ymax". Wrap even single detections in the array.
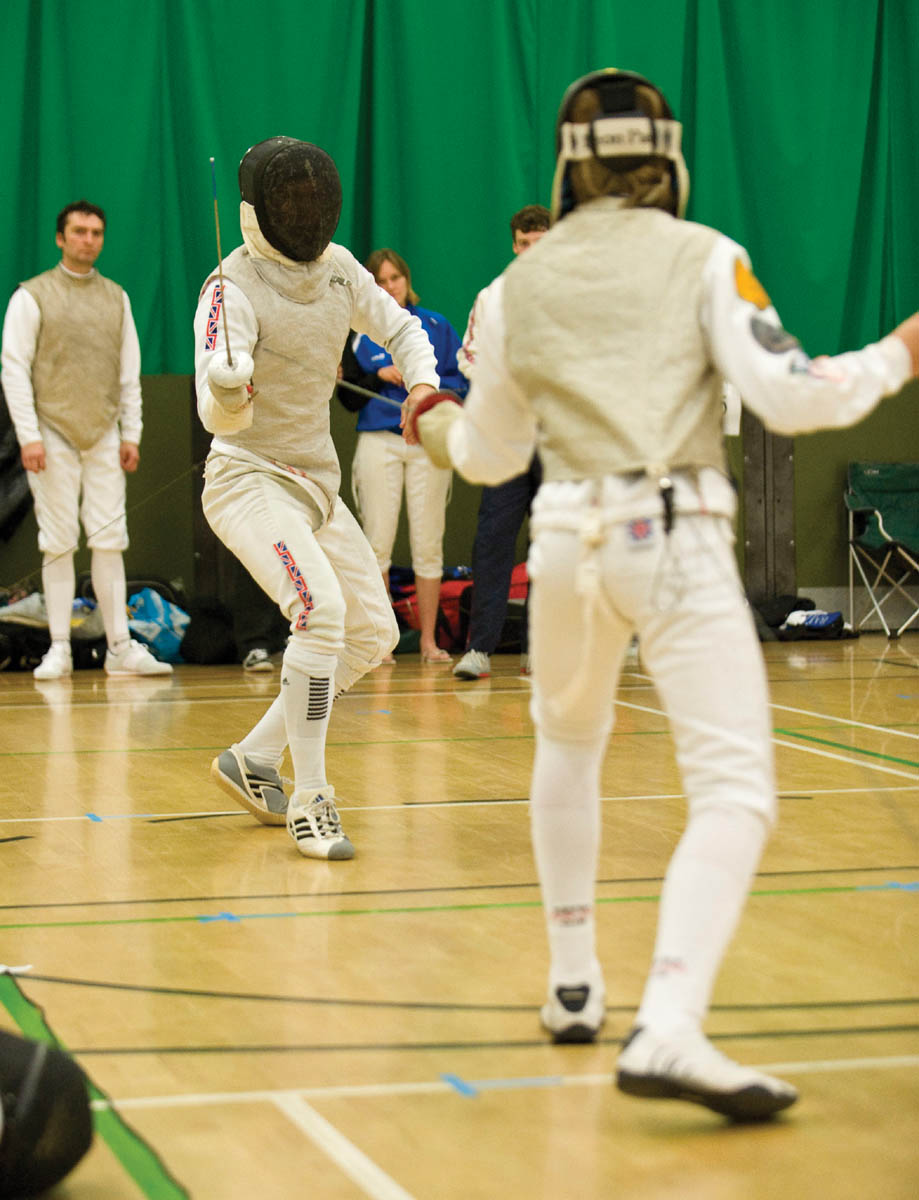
[
  {"xmin": 194, "ymin": 137, "xmax": 438, "ymax": 859},
  {"xmin": 408, "ymin": 70, "xmax": 919, "ymax": 1118}
]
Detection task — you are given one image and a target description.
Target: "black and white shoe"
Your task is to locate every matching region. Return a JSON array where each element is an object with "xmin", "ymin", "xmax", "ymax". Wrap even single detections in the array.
[
  {"xmin": 616, "ymin": 1026, "xmax": 798, "ymax": 1121},
  {"xmin": 287, "ymin": 788, "xmax": 354, "ymax": 860},
  {"xmin": 242, "ymin": 648, "xmax": 274, "ymax": 672},
  {"xmin": 540, "ymin": 982, "xmax": 606, "ymax": 1043},
  {"xmin": 211, "ymin": 744, "xmax": 288, "ymax": 825}
]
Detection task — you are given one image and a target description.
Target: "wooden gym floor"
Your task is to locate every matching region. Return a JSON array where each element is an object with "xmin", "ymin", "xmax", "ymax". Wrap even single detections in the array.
[{"xmin": 0, "ymin": 633, "xmax": 917, "ymax": 1199}]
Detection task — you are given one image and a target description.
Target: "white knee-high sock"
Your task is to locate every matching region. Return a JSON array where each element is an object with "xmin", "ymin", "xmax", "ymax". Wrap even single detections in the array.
[
  {"xmin": 90, "ymin": 549, "xmax": 129, "ymax": 649},
  {"xmin": 238, "ymin": 694, "xmax": 287, "ymax": 771},
  {"xmin": 530, "ymin": 733, "xmax": 606, "ymax": 987},
  {"xmin": 41, "ymin": 553, "xmax": 75, "ymax": 644},
  {"xmin": 281, "ymin": 644, "xmax": 336, "ymax": 795},
  {"xmin": 635, "ymin": 803, "xmax": 768, "ymax": 1036}
]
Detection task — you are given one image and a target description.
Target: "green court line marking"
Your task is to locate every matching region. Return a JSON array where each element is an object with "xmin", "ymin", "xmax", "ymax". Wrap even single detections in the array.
[
  {"xmin": 0, "ymin": 882, "xmax": 914, "ymax": 932},
  {"xmin": 774, "ymin": 728, "xmax": 919, "ymax": 770},
  {"xmin": 0, "ymin": 974, "xmax": 189, "ymax": 1199},
  {"xmin": 0, "ymin": 732, "xmax": 539, "ymax": 758}
]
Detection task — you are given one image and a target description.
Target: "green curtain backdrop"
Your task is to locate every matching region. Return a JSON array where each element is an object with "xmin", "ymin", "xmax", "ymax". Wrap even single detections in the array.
[{"xmin": 1, "ymin": 0, "xmax": 917, "ymax": 377}]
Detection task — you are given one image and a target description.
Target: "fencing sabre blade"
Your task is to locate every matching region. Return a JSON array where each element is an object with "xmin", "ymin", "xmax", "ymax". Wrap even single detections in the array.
[{"xmin": 209, "ymin": 157, "xmax": 235, "ymax": 366}]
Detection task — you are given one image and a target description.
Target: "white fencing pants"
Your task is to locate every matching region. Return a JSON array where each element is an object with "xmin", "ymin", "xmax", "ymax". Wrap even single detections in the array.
[
  {"xmin": 352, "ymin": 429, "xmax": 452, "ymax": 578},
  {"xmin": 202, "ymin": 455, "xmax": 398, "ymax": 690}
]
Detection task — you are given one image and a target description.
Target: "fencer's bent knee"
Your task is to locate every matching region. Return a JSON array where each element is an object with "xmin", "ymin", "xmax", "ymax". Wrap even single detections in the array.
[
  {"xmin": 283, "ymin": 637, "xmax": 337, "ymax": 678},
  {"xmin": 282, "ymin": 581, "xmax": 346, "ymax": 645},
  {"xmin": 529, "ymin": 692, "xmax": 614, "ymax": 745}
]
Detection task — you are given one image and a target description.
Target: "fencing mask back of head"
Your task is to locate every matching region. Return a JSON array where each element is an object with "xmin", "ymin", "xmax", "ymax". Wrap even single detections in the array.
[
  {"xmin": 551, "ymin": 68, "xmax": 689, "ymax": 221},
  {"xmin": 238, "ymin": 137, "xmax": 342, "ymax": 263}
]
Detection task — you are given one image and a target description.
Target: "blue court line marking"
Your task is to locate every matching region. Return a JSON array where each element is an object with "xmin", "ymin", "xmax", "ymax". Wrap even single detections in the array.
[
  {"xmin": 85, "ymin": 813, "xmax": 158, "ymax": 822},
  {"xmin": 441, "ymin": 1073, "xmax": 569, "ymax": 1098},
  {"xmin": 858, "ymin": 882, "xmax": 919, "ymax": 892},
  {"xmin": 441, "ymin": 1073, "xmax": 478, "ymax": 1096},
  {"xmin": 475, "ymin": 1075, "xmax": 563, "ymax": 1092},
  {"xmin": 198, "ymin": 912, "xmax": 242, "ymax": 923}
]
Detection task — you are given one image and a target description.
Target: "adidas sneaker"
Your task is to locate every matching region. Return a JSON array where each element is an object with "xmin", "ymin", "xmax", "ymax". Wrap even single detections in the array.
[
  {"xmin": 211, "ymin": 745, "xmax": 289, "ymax": 825},
  {"xmin": 287, "ymin": 788, "xmax": 354, "ymax": 860},
  {"xmin": 105, "ymin": 639, "xmax": 172, "ymax": 676},
  {"xmin": 616, "ymin": 1025, "xmax": 798, "ymax": 1121}
]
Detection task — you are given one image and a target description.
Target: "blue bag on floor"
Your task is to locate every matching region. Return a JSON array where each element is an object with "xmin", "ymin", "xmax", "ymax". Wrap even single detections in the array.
[{"xmin": 128, "ymin": 588, "xmax": 190, "ymax": 663}]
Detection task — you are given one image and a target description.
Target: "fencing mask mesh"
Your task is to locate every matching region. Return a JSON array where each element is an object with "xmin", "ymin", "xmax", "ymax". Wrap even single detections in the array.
[
  {"xmin": 238, "ymin": 137, "xmax": 342, "ymax": 262},
  {"xmin": 0, "ymin": 1029, "xmax": 93, "ymax": 1195}
]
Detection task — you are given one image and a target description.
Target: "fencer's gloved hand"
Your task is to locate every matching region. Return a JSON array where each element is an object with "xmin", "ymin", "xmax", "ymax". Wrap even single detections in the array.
[
  {"xmin": 407, "ymin": 390, "xmax": 463, "ymax": 468},
  {"xmin": 207, "ymin": 351, "xmax": 255, "ymax": 412}
]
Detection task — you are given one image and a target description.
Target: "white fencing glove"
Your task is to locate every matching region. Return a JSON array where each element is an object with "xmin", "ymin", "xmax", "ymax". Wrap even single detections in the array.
[
  {"xmin": 207, "ymin": 351, "xmax": 255, "ymax": 412},
  {"xmin": 409, "ymin": 391, "xmax": 463, "ymax": 468}
]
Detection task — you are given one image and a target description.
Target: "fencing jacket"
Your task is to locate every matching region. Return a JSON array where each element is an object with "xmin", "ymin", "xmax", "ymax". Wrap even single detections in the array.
[
  {"xmin": 1, "ymin": 264, "xmax": 142, "ymax": 451},
  {"xmin": 195, "ymin": 242, "xmax": 439, "ymax": 511},
  {"xmin": 443, "ymin": 196, "xmax": 911, "ymax": 519}
]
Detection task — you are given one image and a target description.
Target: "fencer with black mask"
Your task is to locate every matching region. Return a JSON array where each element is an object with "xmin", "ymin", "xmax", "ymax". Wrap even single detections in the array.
[
  {"xmin": 194, "ymin": 137, "xmax": 438, "ymax": 859},
  {"xmin": 407, "ymin": 70, "xmax": 919, "ymax": 1118}
]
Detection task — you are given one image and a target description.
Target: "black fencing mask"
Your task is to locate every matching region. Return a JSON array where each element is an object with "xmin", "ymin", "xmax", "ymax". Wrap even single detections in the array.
[{"xmin": 238, "ymin": 137, "xmax": 342, "ymax": 262}]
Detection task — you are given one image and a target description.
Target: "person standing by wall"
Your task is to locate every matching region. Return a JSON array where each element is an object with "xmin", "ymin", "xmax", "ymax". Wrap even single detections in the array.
[
  {"xmin": 351, "ymin": 249, "xmax": 467, "ymax": 663},
  {"xmin": 408, "ymin": 68, "xmax": 919, "ymax": 1119},
  {"xmin": 453, "ymin": 205, "xmax": 550, "ymax": 680},
  {"xmin": 1, "ymin": 200, "xmax": 171, "ymax": 679}
]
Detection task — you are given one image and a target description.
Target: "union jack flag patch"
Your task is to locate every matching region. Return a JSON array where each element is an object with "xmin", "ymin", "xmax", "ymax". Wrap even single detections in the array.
[
  {"xmin": 274, "ymin": 540, "xmax": 314, "ymax": 629},
  {"xmin": 628, "ymin": 517, "xmax": 653, "ymax": 542},
  {"xmin": 205, "ymin": 284, "xmax": 223, "ymax": 350}
]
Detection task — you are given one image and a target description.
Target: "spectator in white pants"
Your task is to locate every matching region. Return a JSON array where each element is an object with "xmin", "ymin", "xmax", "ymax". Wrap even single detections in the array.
[
  {"xmin": 351, "ymin": 248, "xmax": 467, "ymax": 663},
  {"xmin": 1, "ymin": 199, "xmax": 170, "ymax": 680}
]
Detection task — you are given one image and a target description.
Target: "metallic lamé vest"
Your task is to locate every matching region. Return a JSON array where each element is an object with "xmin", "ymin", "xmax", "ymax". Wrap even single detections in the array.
[
  {"xmin": 21, "ymin": 266, "xmax": 124, "ymax": 450},
  {"xmin": 502, "ymin": 198, "xmax": 727, "ymax": 484},
  {"xmin": 205, "ymin": 246, "xmax": 354, "ymax": 503}
]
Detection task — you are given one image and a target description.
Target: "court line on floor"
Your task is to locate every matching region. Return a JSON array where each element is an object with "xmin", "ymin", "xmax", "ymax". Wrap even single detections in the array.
[
  {"xmin": 0, "ymin": 684, "xmax": 536, "ymax": 715},
  {"xmin": 615, "ymin": 699, "xmax": 919, "ymax": 778},
  {"xmin": 1, "ymin": 861, "xmax": 915, "ymax": 914},
  {"xmin": 771, "ymin": 702, "xmax": 919, "ymax": 741},
  {"xmin": 14, "ymin": 972, "xmax": 919, "ymax": 1014},
  {"xmin": 99, "ymin": 1051, "xmax": 919, "ymax": 1113},
  {"xmin": 772, "ymin": 736, "xmax": 918, "ymax": 778},
  {"xmin": 1, "ymin": 877, "xmax": 916, "ymax": 932},
  {"xmin": 61, "ymin": 1022, "xmax": 919, "ymax": 1057},
  {"xmin": 0, "ymin": 784, "xmax": 916, "ymax": 826},
  {"xmin": 273, "ymin": 1093, "xmax": 418, "ymax": 1200}
]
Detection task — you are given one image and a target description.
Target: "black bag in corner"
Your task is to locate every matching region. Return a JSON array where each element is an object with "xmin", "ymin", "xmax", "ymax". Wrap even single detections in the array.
[
  {"xmin": 0, "ymin": 622, "xmax": 105, "ymax": 671},
  {"xmin": 178, "ymin": 596, "xmax": 238, "ymax": 664},
  {"xmin": 756, "ymin": 594, "xmax": 815, "ymax": 628}
]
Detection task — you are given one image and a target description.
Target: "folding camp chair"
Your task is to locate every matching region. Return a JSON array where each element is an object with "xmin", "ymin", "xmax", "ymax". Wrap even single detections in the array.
[{"xmin": 845, "ymin": 462, "xmax": 919, "ymax": 637}]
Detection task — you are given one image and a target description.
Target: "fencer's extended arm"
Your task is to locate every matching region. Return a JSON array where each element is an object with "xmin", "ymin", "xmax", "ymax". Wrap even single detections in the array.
[
  {"xmin": 702, "ymin": 237, "xmax": 915, "ymax": 435},
  {"xmin": 408, "ymin": 391, "xmax": 463, "ymax": 464},
  {"xmin": 193, "ymin": 277, "xmax": 257, "ymax": 434},
  {"xmin": 456, "ymin": 282, "xmax": 493, "ymax": 383},
  {"xmin": 349, "ymin": 261, "xmax": 440, "ymax": 394},
  {"xmin": 415, "ymin": 276, "xmax": 537, "ymax": 484}
]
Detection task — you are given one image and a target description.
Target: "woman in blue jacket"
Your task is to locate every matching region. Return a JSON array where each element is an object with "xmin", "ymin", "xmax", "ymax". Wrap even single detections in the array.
[{"xmin": 351, "ymin": 248, "xmax": 467, "ymax": 662}]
